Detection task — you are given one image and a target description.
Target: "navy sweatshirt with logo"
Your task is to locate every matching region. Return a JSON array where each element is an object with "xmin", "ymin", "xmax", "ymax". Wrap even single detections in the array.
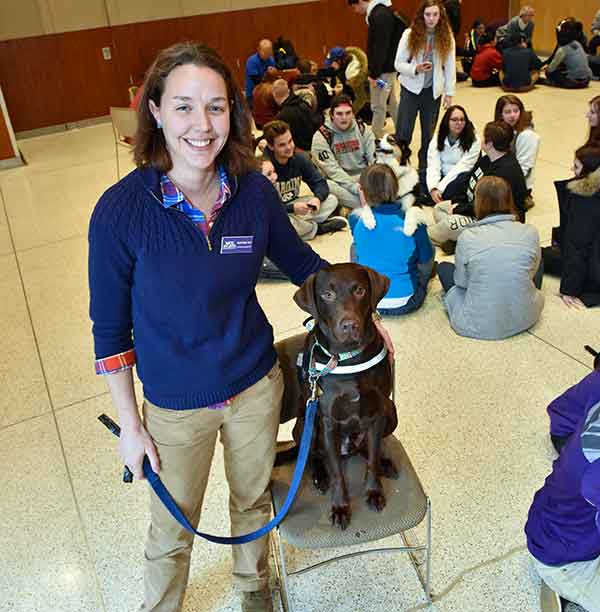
[{"xmin": 88, "ymin": 166, "xmax": 325, "ymax": 410}]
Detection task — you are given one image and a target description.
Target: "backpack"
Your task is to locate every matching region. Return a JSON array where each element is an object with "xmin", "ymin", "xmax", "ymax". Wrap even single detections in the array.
[
  {"xmin": 391, "ymin": 11, "xmax": 409, "ymax": 52},
  {"xmin": 273, "ymin": 36, "xmax": 298, "ymax": 70}
]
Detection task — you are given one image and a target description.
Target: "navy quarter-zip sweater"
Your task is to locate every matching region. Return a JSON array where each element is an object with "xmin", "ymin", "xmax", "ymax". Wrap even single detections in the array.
[{"xmin": 89, "ymin": 166, "xmax": 325, "ymax": 410}]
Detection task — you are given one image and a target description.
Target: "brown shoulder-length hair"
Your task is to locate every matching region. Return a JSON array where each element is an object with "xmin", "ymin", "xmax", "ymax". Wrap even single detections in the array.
[
  {"xmin": 587, "ymin": 95, "xmax": 600, "ymax": 147},
  {"xmin": 494, "ymin": 94, "xmax": 533, "ymax": 133},
  {"xmin": 133, "ymin": 42, "xmax": 257, "ymax": 177},
  {"xmin": 474, "ymin": 176, "xmax": 517, "ymax": 220},
  {"xmin": 408, "ymin": 0, "xmax": 453, "ymax": 61},
  {"xmin": 359, "ymin": 164, "xmax": 399, "ymax": 205}
]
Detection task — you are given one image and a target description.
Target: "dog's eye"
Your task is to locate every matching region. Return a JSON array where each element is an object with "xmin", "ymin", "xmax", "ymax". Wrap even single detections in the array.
[
  {"xmin": 321, "ymin": 290, "xmax": 336, "ymax": 302},
  {"xmin": 354, "ymin": 286, "xmax": 366, "ymax": 298}
]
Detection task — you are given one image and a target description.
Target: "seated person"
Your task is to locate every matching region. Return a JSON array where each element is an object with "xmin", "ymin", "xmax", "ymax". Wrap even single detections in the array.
[
  {"xmin": 591, "ymin": 9, "xmax": 600, "ymax": 55},
  {"xmin": 587, "ymin": 95, "xmax": 600, "ymax": 146},
  {"xmin": 470, "ymin": 32, "xmax": 503, "ymax": 87},
  {"xmin": 462, "ymin": 19, "xmax": 486, "ymax": 76},
  {"xmin": 496, "ymin": 6, "xmax": 536, "ymax": 50},
  {"xmin": 263, "ymin": 120, "xmax": 345, "ymax": 240},
  {"xmin": 311, "ymin": 94, "xmax": 376, "ymax": 210},
  {"xmin": 544, "ymin": 20, "xmax": 593, "ymax": 88},
  {"xmin": 501, "ymin": 32, "xmax": 542, "ymax": 92},
  {"xmin": 349, "ymin": 164, "xmax": 433, "ymax": 316},
  {"xmin": 322, "ymin": 46, "xmax": 369, "ymax": 115},
  {"xmin": 437, "ymin": 175, "xmax": 544, "ymax": 340},
  {"xmin": 494, "ymin": 94, "xmax": 541, "ymax": 205},
  {"xmin": 272, "ymin": 79, "xmax": 322, "ymax": 151},
  {"xmin": 428, "ymin": 121, "xmax": 528, "ymax": 247},
  {"xmin": 245, "ymin": 39, "xmax": 277, "ymax": 105},
  {"xmin": 542, "ymin": 145, "xmax": 600, "ymax": 309},
  {"xmin": 251, "ymin": 79, "xmax": 279, "ymax": 130},
  {"xmin": 426, "ymin": 105, "xmax": 481, "ymax": 205},
  {"xmin": 525, "ymin": 369, "xmax": 600, "ymax": 612}
]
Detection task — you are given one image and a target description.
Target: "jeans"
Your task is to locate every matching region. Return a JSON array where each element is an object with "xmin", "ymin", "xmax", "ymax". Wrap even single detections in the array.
[
  {"xmin": 395, "ymin": 86, "xmax": 441, "ymax": 179},
  {"xmin": 437, "ymin": 261, "xmax": 456, "ymax": 293}
]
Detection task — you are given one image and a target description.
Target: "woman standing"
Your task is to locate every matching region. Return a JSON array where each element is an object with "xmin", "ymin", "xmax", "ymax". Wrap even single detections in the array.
[
  {"xmin": 426, "ymin": 104, "xmax": 480, "ymax": 204},
  {"xmin": 394, "ymin": 0, "xmax": 456, "ymax": 195},
  {"xmin": 494, "ymin": 94, "xmax": 540, "ymax": 206},
  {"xmin": 88, "ymin": 43, "xmax": 326, "ymax": 612},
  {"xmin": 437, "ymin": 175, "xmax": 544, "ymax": 340}
]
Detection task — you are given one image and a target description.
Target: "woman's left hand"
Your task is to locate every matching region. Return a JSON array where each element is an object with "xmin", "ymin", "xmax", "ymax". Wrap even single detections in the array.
[
  {"xmin": 443, "ymin": 95, "xmax": 452, "ymax": 109},
  {"xmin": 373, "ymin": 317, "xmax": 395, "ymax": 364},
  {"xmin": 560, "ymin": 293, "xmax": 586, "ymax": 310}
]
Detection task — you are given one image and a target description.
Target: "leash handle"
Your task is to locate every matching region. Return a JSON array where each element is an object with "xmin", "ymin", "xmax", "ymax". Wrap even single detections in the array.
[
  {"xmin": 98, "ymin": 414, "xmax": 134, "ymax": 483},
  {"xmin": 99, "ymin": 399, "xmax": 319, "ymax": 544}
]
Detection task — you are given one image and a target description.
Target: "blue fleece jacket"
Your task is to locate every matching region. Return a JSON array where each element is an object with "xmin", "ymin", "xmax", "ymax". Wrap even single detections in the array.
[
  {"xmin": 88, "ymin": 166, "xmax": 324, "ymax": 410},
  {"xmin": 349, "ymin": 203, "xmax": 433, "ymax": 305}
]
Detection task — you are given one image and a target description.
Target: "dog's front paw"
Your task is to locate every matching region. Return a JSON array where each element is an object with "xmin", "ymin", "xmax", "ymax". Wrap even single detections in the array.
[
  {"xmin": 330, "ymin": 505, "xmax": 352, "ymax": 530},
  {"xmin": 366, "ymin": 489, "xmax": 386, "ymax": 512},
  {"xmin": 379, "ymin": 457, "xmax": 400, "ymax": 480}
]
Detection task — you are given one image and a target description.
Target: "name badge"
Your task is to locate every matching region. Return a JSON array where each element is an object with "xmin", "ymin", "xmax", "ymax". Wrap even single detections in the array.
[{"xmin": 220, "ymin": 235, "xmax": 254, "ymax": 254}]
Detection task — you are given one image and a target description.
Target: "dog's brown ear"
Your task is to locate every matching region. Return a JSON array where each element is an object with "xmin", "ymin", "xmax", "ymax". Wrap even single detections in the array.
[
  {"xmin": 363, "ymin": 265, "xmax": 390, "ymax": 311},
  {"xmin": 293, "ymin": 271, "xmax": 319, "ymax": 318}
]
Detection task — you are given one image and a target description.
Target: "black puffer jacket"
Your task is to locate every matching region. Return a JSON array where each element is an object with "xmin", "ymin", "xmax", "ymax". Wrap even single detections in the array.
[
  {"xmin": 555, "ymin": 167, "xmax": 600, "ymax": 306},
  {"xmin": 276, "ymin": 94, "xmax": 323, "ymax": 151}
]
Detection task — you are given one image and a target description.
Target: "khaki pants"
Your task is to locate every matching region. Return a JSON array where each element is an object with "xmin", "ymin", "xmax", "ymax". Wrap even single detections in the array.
[
  {"xmin": 289, "ymin": 193, "xmax": 339, "ymax": 240},
  {"xmin": 532, "ymin": 554, "xmax": 600, "ymax": 612},
  {"xmin": 369, "ymin": 72, "xmax": 399, "ymax": 139},
  {"xmin": 140, "ymin": 362, "xmax": 284, "ymax": 612}
]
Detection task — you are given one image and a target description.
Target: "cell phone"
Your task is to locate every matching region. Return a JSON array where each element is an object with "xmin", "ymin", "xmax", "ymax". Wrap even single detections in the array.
[{"xmin": 423, "ymin": 61, "xmax": 433, "ymax": 69}]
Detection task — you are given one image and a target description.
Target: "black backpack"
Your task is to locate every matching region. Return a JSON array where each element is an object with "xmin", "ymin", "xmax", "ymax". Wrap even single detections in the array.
[
  {"xmin": 391, "ymin": 11, "xmax": 409, "ymax": 51},
  {"xmin": 273, "ymin": 36, "xmax": 298, "ymax": 70}
]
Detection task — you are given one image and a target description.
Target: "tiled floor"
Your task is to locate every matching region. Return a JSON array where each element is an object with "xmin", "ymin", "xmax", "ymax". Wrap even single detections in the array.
[{"xmin": 1, "ymin": 79, "xmax": 599, "ymax": 612}]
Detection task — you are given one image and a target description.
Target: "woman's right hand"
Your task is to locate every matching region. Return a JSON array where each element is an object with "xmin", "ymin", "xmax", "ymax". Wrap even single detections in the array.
[
  {"xmin": 416, "ymin": 62, "xmax": 433, "ymax": 74},
  {"xmin": 119, "ymin": 425, "xmax": 161, "ymax": 480}
]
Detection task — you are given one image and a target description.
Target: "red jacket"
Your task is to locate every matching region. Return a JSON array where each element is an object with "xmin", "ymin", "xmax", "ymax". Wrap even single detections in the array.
[{"xmin": 471, "ymin": 44, "xmax": 503, "ymax": 82}]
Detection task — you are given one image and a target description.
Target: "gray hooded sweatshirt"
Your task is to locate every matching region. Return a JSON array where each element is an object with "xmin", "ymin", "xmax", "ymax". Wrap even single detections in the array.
[{"xmin": 311, "ymin": 116, "xmax": 376, "ymax": 195}]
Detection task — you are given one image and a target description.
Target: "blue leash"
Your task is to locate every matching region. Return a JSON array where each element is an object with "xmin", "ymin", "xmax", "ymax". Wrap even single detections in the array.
[{"xmin": 99, "ymin": 397, "xmax": 318, "ymax": 545}]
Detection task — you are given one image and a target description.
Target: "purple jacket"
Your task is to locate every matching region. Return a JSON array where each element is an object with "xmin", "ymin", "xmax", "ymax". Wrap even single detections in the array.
[{"xmin": 525, "ymin": 371, "xmax": 600, "ymax": 566}]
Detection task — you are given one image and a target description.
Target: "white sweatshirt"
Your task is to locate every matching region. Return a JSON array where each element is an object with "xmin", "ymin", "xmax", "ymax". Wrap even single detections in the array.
[
  {"xmin": 394, "ymin": 27, "xmax": 456, "ymax": 100},
  {"xmin": 514, "ymin": 128, "xmax": 540, "ymax": 191},
  {"xmin": 426, "ymin": 134, "xmax": 481, "ymax": 193}
]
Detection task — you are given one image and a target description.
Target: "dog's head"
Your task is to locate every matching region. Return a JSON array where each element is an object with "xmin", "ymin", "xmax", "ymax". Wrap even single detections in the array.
[{"xmin": 294, "ymin": 263, "xmax": 390, "ymax": 351}]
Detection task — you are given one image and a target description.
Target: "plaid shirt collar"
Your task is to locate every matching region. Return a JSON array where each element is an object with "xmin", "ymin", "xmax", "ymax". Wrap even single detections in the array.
[{"xmin": 160, "ymin": 165, "xmax": 231, "ymax": 211}]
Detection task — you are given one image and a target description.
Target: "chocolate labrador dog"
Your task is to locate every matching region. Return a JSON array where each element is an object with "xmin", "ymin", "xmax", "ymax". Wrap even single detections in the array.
[{"xmin": 292, "ymin": 263, "xmax": 399, "ymax": 530}]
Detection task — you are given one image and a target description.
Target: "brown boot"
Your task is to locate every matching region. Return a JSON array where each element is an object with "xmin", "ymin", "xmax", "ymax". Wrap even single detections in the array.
[{"xmin": 241, "ymin": 588, "xmax": 273, "ymax": 612}]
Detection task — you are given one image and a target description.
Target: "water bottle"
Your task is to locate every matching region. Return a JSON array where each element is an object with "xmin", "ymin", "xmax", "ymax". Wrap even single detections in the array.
[{"xmin": 375, "ymin": 78, "xmax": 390, "ymax": 90}]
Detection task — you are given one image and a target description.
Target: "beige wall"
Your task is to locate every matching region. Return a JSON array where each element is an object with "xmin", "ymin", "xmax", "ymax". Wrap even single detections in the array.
[
  {"xmin": 514, "ymin": 0, "xmax": 598, "ymax": 53},
  {"xmin": 0, "ymin": 0, "xmax": 318, "ymax": 40}
]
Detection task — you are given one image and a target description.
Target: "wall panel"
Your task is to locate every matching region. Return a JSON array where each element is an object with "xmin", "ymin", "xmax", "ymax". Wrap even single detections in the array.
[
  {"xmin": 1, "ymin": 0, "xmax": 511, "ymax": 132},
  {"xmin": 46, "ymin": 0, "xmax": 108, "ymax": 32}
]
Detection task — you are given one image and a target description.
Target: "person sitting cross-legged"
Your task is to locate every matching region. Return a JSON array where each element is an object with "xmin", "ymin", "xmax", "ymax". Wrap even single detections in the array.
[
  {"xmin": 263, "ymin": 120, "xmax": 345, "ymax": 241},
  {"xmin": 311, "ymin": 94, "xmax": 376, "ymax": 211},
  {"xmin": 428, "ymin": 120, "xmax": 528, "ymax": 250},
  {"xmin": 525, "ymin": 368, "xmax": 600, "ymax": 612},
  {"xmin": 437, "ymin": 175, "xmax": 544, "ymax": 340},
  {"xmin": 350, "ymin": 163, "xmax": 434, "ymax": 316}
]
